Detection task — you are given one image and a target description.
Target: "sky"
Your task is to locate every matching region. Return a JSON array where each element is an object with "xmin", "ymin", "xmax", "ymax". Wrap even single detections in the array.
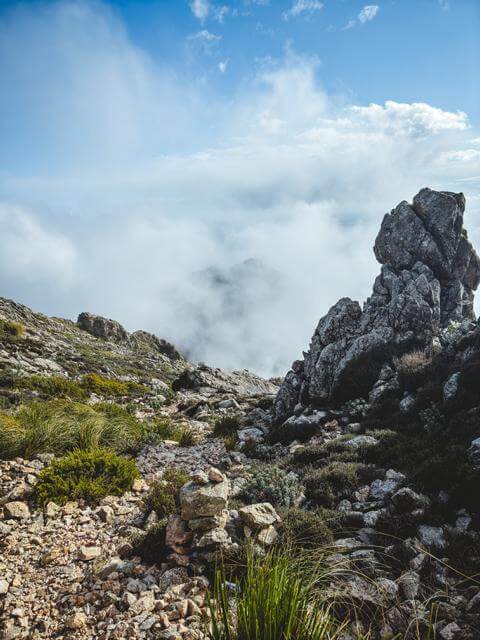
[{"xmin": 0, "ymin": 0, "xmax": 479, "ymax": 376}]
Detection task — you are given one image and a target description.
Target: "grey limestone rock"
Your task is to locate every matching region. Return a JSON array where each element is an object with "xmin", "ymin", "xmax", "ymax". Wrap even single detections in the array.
[{"xmin": 274, "ymin": 189, "xmax": 480, "ymax": 419}]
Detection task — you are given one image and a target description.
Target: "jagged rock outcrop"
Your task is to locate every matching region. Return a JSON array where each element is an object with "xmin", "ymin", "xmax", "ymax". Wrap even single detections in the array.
[
  {"xmin": 275, "ymin": 189, "xmax": 480, "ymax": 419},
  {"xmin": 77, "ymin": 312, "xmax": 130, "ymax": 343},
  {"xmin": 131, "ymin": 330, "xmax": 182, "ymax": 360}
]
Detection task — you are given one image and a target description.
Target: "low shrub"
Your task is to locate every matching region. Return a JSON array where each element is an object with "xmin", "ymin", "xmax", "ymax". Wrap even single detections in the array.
[
  {"xmin": 80, "ymin": 373, "xmax": 147, "ymax": 397},
  {"xmin": 239, "ymin": 465, "xmax": 302, "ymax": 508},
  {"xmin": 207, "ymin": 548, "xmax": 341, "ymax": 640},
  {"xmin": 15, "ymin": 375, "xmax": 87, "ymax": 400},
  {"xmin": 0, "ymin": 319, "xmax": 24, "ymax": 341},
  {"xmin": 34, "ymin": 448, "xmax": 139, "ymax": 506},
  {"xmin": 212, "ymin": 414, "xmax": 241, "ymax": 437},
  {"xmin": 277, "ymin": 507, "xmax": 334, "ymax": 550},
  {"xmin": 304, "ymin": 462, "xmax": 361, "ymax": 508},
  {"xmin": 143, "ymin": 467, "xmax": 188, "ymax": 518},
  {"xmin": 0, "ymin": 400, "xmax": 142, "ymax": 459}
]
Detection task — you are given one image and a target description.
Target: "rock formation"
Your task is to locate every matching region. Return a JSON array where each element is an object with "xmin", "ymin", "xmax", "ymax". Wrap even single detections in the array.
[{"xmin": 274, "ymin": 188, "xmax": 480, "ymax": 419}]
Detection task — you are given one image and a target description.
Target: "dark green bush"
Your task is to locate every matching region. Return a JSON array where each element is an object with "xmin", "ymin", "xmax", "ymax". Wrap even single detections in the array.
[
  {"xmin": 239, "ymin": 465, "xmax": 302, "ymax": 508},
  {"xmin": 35, "ymin": 448, "xmax": 139, "ymax": 506},
  {"xmin": 277, "ymin": 508, "xmax": 334, "ymax": 549},
  {"xmin": 143, "ymin": 467, "xmax": 188, "ymax": 518},
  {"xmin": 138, "ymin": 417, "xmax": 181, "ymax": 446}
]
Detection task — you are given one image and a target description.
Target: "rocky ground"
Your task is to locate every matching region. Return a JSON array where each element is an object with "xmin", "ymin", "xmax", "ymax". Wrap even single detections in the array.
[{"xmin": 1, "ymin": 188, "xmax": 480, "ymax": 639}]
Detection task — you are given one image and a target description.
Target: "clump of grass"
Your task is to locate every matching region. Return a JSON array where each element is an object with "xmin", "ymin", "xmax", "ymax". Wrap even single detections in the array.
[
  {"xmin": 0, "ymin": 399, "xmax": 142, "ymax": 459},
  {"xmin": 394, "ymin": 350, "xmax": 432, "ymax": 390},
  {"xmin": 34, "ymin": 448, "xmax": 139, "ymax": 506},
  {"xmin": 80, "ymin": 373, "xmax": 147, "ymax": 397},
  {"xmin": 277, "ymin": 507, "xmax": 334, "ymax": 550},
  {"xmin": 138, "ymin": 417, "xmax": 182, "ymax": 446},
  {"xmin": 212, "ymin": 414, "xmax": 241, "ymax": 437},
  {"xmin": 304, "ymin": 462, "xmax": 362, "ymax": 508},
  {"xmin": 178, "ymin": 425, "xmax": 197, "ymax": 447},
  {"xmin": 0, "ymin": 319, "xmax": 24, "ymax": 341},
  {"xmin": 239, "ymin": 465, "xmax": 302, "ymax": 508},
  {"xmin": 143, "ymin": 467, "xmax": 188, "ymax": 518},
  {"xmin": 16, "ymin": 374, "xmax": 88, "ymax": 400},
  {"xmin": 206, "ymin": 548, "xmax": 344, "ymax": 640}
]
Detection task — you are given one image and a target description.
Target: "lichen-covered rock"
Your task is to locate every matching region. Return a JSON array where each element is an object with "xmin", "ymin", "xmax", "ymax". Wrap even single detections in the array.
[
  {"xmin": 274, "ymin": 189, "xmax": 480, "ymax": 419},
  {"xmin": 77, "ymin": 311, "xmax": 130, "ymax": 343},
  {"xmin": 179, "ymin": 479, "xmax": 229, "ymax": 521},
  {"xmin": 238, "ymin": 503, "xmax": 280, "ymax": 530}
]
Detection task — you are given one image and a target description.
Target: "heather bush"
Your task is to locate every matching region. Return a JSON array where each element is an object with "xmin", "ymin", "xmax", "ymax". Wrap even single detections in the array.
[
  {"xmin": 394, "ymin": 350, "xmax": 432, "ymax": 390},
  {"xmin": 212, "ymin": 414, "xmax": 241, "ymax": 437},
  {"xmin": 35, "ymin": 448, "xmax": 139, "ymax": 506},
  {"xmin": 277, "ymin": 507, "xmax": 334, "ymax": 549}
]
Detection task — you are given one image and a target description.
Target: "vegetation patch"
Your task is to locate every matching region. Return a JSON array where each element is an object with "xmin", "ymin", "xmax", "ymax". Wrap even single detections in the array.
[
  {"xmin": 80, "ymin": 373, "xmax": 147, "ymax": 397},
  {"xmin": 16, "ymin": 374, "xmax": 88, "ymax": 400},
  {"xmin": 212, "ymin": 414, "xmax": 241, "ymax": 437},
  {"xmin": 35, "ymin": 448, "xmax": 139, "ymax": 506},
  {"xmin": 0, "ymin": 399, "xmax": 142, "ymax": 459},
  {"xmin": 239, "ymin": 464, "xmax": 302, "ymax": 508},
  {"xmin": 277, "ymin": 507, "xmax": 335, "ymax": 550},
  {"xmin": 143, "ymin": 467, "xmax": 188, "ymax": 518},
  {"xmin": 0, "ymin": 319, "xmax": 24, "ymax": 341},
  {"xmin": 207, "ymin": 548, "xmax": 342, "ymax": 640}
]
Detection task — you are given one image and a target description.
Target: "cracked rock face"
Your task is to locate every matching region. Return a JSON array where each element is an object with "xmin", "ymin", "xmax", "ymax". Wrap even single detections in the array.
[{"xmin": 274, "ymin": 188, "xmax": 480, "ymax": 419}]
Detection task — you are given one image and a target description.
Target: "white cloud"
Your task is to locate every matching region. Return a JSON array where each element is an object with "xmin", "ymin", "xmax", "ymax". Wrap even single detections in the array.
[
  {"xmin": 345, "ymin": 4, "xmax": 379, "ymax": 29},
  {"xmin": 349, "ymin": 101, "xmax": 468, "ymax": 135},
  {"xmin": 358, "ymin": 5, "xmax": 379, "ymax": 23},
  {"xmin": 0, "ymin": 204, "xmax": 77, "ymax": 293},
  {"xmin": 438, "ymin": 0, "xmax": 450, "ymax": 11},
  {"xmin": 219, "ymin": 59, "xmax": 229, "ymax": 73},
  {"xmin": 439, "ymin": 149, "xmax": 480, "ymax": 163},
  {"xmin": 214, "ymin": 5, "xmax": 229, "ymax": 22},
  {"xmin": 283, "ymin": 1, "xmax": 324, "ymax": 20},
  {"xmin": 190, "ymin": 0, "xmax": 210, "ymax": 22},
  {"xmin": 189, "ymin": 29, "xmax": 222, "ymax": 41},
  {"xmin": 1, "ymin": 1, "xmax": 479, "ymax": 376}
]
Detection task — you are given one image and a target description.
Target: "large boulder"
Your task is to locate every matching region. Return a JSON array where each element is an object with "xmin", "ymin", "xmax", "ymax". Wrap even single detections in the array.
[
  {"xmin": 77, "ymin": 312, "xmax": 130, "ymax": 343},
  {"xmin": 274, "ymin": 189, "xmax": 480, "ymax": 419},
  {"xmin": 180, "ymin": 478, "xmax": 229, "ymax": 521}
]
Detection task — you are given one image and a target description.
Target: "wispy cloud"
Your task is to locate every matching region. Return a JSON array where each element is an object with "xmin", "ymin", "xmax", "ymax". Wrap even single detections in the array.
[
  {"xmin": 438, "ymin": 0, "xmax": 450, "ymax": 11},
  {"xmin": 190, "ymin": 0, "xmax": 210, "ymax": 22},
  {"xmin": 189, "ymin": 29, "xmax": 222, "ymax": 41},
  {"xmin": 218, "ymin": 59, "xmax": 229, "ymax": 73},
  {"xmin": 283, "ymin": 1, "xmax": 324, "ymax": 21},
  {"xmin": 345, "ymin": 4, "xmax": 379, "ymax": 29},
  {"xmin": 358, "ymin": 5, "xmax": 379, "ymax": 23}
]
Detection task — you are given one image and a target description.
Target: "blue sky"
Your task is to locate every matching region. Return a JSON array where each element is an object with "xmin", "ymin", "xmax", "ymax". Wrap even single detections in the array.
[
  {"xmin": 0, "ymin": 0, "xmax": 479, "ymax": 375},
  {"xmin": 109, "ymin": 0, "xmax": 480, "ymax": 123}
]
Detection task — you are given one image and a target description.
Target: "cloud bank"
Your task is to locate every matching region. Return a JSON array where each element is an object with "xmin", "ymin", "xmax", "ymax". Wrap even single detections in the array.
[{"xmin": 1, "ymin": 1, "xmax": 479, "ymax": 377}]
